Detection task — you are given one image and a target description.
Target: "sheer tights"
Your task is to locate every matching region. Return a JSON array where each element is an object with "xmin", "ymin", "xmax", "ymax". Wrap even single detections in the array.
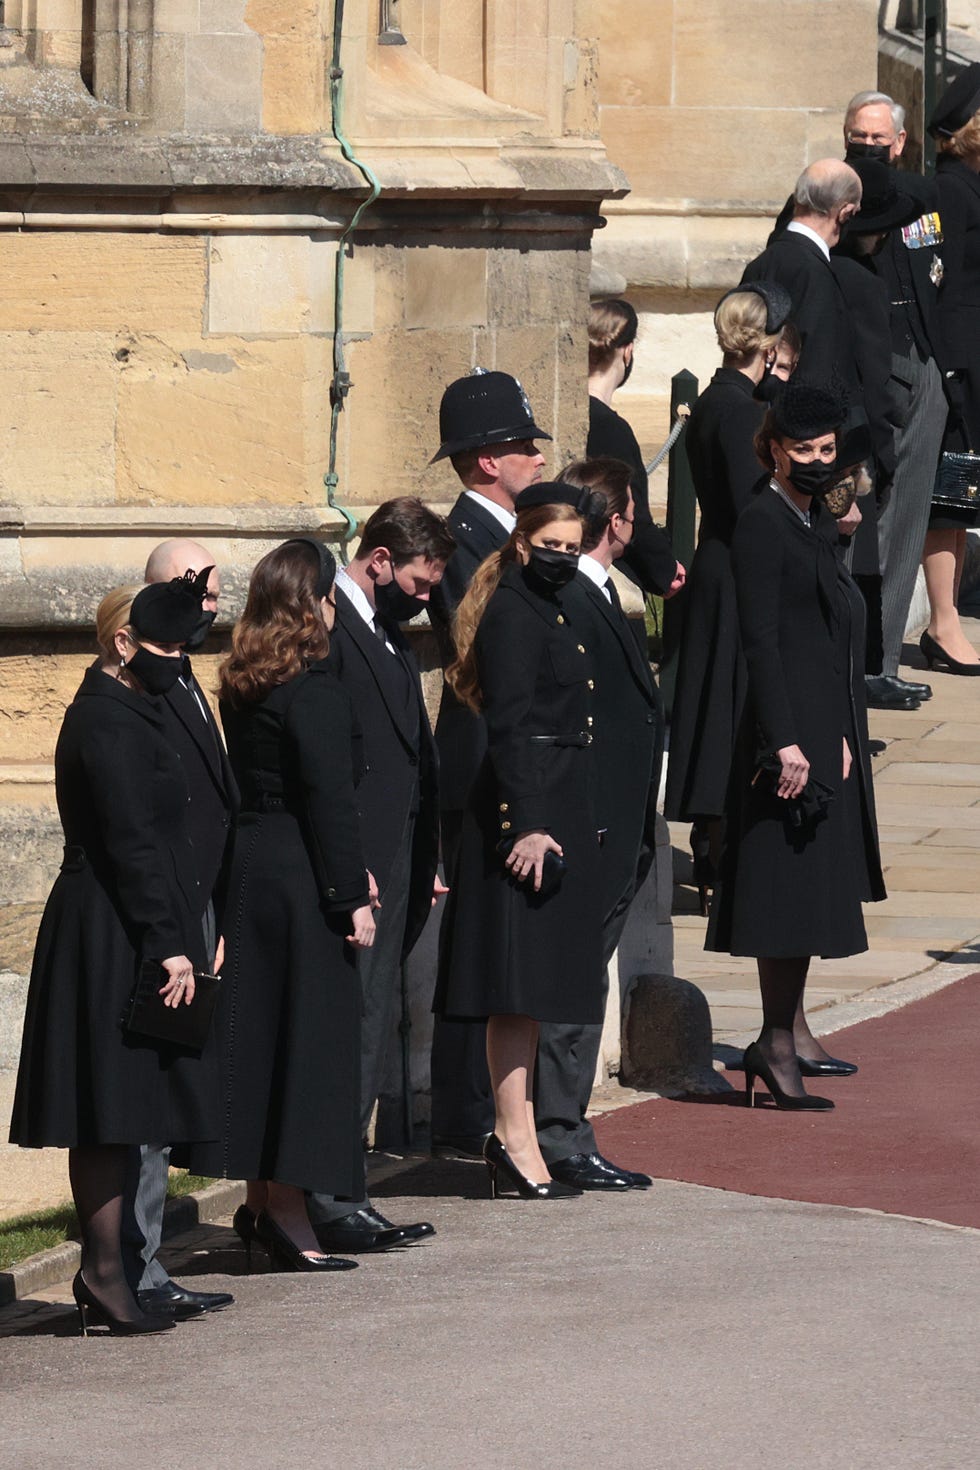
[{"xmin": 69, "ymin": 1144, "xmax": 147, "ymax": 1326}]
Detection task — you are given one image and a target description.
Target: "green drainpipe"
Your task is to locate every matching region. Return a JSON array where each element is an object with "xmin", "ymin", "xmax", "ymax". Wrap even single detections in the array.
[{"xmin": 326, "ymin": 0, "xmax": 382, "ymax": 562}]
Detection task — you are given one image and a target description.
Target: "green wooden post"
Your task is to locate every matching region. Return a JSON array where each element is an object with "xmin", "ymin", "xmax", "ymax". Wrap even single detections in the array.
[{"xmin": 658, "ymin": 369, "xmax": 698, "ymax": 717}]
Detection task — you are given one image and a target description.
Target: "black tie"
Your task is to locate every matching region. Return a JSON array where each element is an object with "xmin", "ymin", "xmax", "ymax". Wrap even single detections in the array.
[
  {"xmin": 605, "ymin": 578, "xmax": 622, "ymax": 613},
  {"xmin": 372, "ymin": 613, "xmax": 390, "ymax": 647}
]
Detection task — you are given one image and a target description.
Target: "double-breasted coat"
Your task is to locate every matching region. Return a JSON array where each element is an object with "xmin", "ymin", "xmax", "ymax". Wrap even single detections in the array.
[
  {"xmin": 434, "ymin": 562, "xmax": 604, "ymax": 1024},
  {"xmin": 188, "ymin": 663, "xmax": 369, "ymax": 1197},
  {"xmin": 706, "ymin": 491, "xmax": 885, "ymax": 959},
  {"xmin": 665, "ymin": 368, "xmax": 766, "ymax": 823},
  {"xmin": 10, "ymin": 668, "xmax": 219, "ymax": 1148}
]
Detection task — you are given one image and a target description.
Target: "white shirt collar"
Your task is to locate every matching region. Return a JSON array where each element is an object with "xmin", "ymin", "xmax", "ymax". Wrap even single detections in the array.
[
  {"xmin": 786, "ymin": 220, "xmax": 831, "ymax": 262},
  {"xmin": 335, "ymin": 565, "xmax": 376, "ymax": 628},
  {"xmin": 577, "ymin": 553, "xmax": 612, "ymax": 601},
  {"xmin": 463, "ymin": 490, "xmax": 516, "ymax": 534}
]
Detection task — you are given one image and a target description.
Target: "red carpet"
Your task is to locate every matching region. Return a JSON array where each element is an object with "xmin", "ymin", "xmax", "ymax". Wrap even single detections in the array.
[{"xmin": 594, "ymin": 973, "xmax": 980, "ymax": 1228}]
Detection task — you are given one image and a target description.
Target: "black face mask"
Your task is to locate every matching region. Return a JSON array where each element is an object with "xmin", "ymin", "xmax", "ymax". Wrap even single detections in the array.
[
  {"xmin": 754, "ymin": 366, "xmax": 783, "ymax": 404},
  {"xmin": 845, "ymin": 141, "xmax": 892, "ymax": 165},
  {"xmin": 375, "ymin": 579, "xmax": 428, "ymax": 624},
  {"xmin": 127, "ymin": 646, "xmax": 184, "ymax": 696},
  {"xmin": 785, "ymin": 455, "xmax": 840, "ymax": 499},
  {"xmin": 182, "ymin": 608, "xmax": 217, "ymax": 653},
  {"xmin": 620, "ymin": 351, "xmax": 634, "ymax": 386},
  {"xmin": 524, "ymin": 546, "xmax": 579, "ymax": 591}
]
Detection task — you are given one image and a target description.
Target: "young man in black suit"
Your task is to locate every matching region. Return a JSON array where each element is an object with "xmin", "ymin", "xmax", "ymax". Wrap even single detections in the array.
[
  {"xmin": 532, "ymin": 462, "xmax": 657, "ymax": 1191},
  {"xmin": 122, "ymin": 538, "xmax": 238, "ymax": 1319},
  {"xmin": 426, "ymin": 371, "xmax": 551, "ymax": 1158},
  {"xmin": 307, "ymin": 498, "xmax": 454, "ymax": 1254}
]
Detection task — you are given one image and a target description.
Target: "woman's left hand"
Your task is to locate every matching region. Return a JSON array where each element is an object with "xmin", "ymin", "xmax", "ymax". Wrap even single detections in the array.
[
  {"xmin": 842, "ymin": 736, "xmax": 853, "ymax": 781},
  {"xmin": 159, "ymin": 954, "xmax": 195, "ymax": 1008}
]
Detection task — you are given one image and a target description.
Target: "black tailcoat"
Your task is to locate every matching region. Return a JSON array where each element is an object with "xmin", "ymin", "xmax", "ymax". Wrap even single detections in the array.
[
  {"xmin": 706, "ymin": 492, "xmax": 885, "ymax": 959},
  {"xmin": 665, "ymin": 368, "xmax": 766, "ymax": 822},
  {"xmin": 10, "ymin": 668, "xmax": 219, "ymax": 1148},
  {"xmin": 561, "ymin": 570, "xmax": 662, "ymax": 919},
  {"xmin": 587, "ymin": 395, "xmax": 678, "ymax": 595},
  {"xmin": 434, "ymin": 563, "xmax": 603, "ymax": 1024},
  {"xmin": 189, "ymin": 665, "xmax": 367, "ymax": 1196},
  {"xmin": 429, "ymin": 492, "xmax": 510, "ymax": 818},
  {"xmin": 327, "ymin": 586, "xmax": 439, "ymax": 958}
]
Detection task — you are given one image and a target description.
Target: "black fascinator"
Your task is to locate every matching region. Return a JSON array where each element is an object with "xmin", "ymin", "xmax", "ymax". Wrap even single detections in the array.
[
  {"xmin": 516, "ymin": 479, "xmax": 609, "ymax": 543},
  {"xmin": 282, "ymin": 537, "xmax": 337, "ymax": 599},
  {"xmin": 130, "ymin": 579, "xmax": 205, "ymax": 645}
]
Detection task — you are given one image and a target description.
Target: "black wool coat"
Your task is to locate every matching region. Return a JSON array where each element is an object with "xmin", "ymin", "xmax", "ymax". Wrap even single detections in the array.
[
  {"xmin": 429, "ymin": 492, "xmax": 510, "ymax": 818},
  {"xmin": 188, "ymin": 665, "xmax": 368, "ymax": 1196},
  {"xmin": 561, "ymin": 570, "xmax": 662, "ymax": 920},
  {"xmin": 935, "ymin": 155, "xmax": 980, "ymax": 449},
  {"xmin": 706, "ymin": 491, "xmax": 885, "ymax": 960},
  {"xmin": 434, "ymin": 563, "xmax": 604, "ymax": 1025},
  {"xmin": 587, "ymin": 396, "xmax": 678, "ymax": 595},
  {"xmin": 10, "ymin": 668, "xmax": 219, "ymax": 1148},
  {"xmin": 326, "ymin": 587, "xmax": 439, "ymax": 959},
  {"xmin": 665, "ymin": 368, "xmax": 765, "ymax": 822}
]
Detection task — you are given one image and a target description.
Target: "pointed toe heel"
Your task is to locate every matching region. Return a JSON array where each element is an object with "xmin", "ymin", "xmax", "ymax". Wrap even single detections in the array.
[
  {"xmin": 742, "ymin": 1043, "xmax": 834, "ymax": 1113},
  {"xmin": 482, "ymin": 1134, "xmax": 582, "ymax": 1200}
]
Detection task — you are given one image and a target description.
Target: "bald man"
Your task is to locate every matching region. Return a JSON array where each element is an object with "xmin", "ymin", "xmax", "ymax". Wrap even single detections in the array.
[{"xmin": 121, "ymin": 537, "xmax": 238, "ymax": 1320}]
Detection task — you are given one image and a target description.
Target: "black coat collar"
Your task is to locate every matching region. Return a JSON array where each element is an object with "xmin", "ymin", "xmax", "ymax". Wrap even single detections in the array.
[
  {"xmin": 937, "ymin": 154, "xmax": 980, "ymax": 203},
  {"xmin": 333, "ymin": 587, "xmax": 422, "ymax": 749},
  {"xmin": 710, "ymin": 366, "xmax": 759, "ymax": 398},
  {"xmin": 572, "ymin": 571, "xmax": 655, "ymax": 702},
  {"xmin": 75, "ymin": 663, "xmax": 167, "ymax": 729},
  {"xmin": 497, "ymin": 559, "xmax": 571, "ymax": 629}
]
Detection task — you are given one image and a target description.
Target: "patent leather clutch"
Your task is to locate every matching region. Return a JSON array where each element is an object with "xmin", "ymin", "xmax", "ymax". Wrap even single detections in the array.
[{"xmin": 125, "ymin": 961, "xmax": 220, "ymax": 1052}]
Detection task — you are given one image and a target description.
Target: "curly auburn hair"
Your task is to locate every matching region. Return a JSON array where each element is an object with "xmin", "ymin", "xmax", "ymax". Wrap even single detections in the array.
[{"xmin": 219, "ymin": 541, "xmax": 332, "ymax": 707}]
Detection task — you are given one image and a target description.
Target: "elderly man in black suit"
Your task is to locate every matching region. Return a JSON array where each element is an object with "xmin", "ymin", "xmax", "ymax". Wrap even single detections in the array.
[
  {"xmin": 306, "ymin": 497, "xmax": 453, "ymax": 1254},
  {"xmin": 427, "ymin": 371, "xmax": 551, "ymax": 1158},
  {"xmin": 121, "ymin": 538, "xmax": 238, "ymax": 1320}
]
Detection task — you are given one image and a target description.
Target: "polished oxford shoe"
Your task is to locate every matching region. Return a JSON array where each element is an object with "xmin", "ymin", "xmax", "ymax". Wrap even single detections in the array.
[
  {"xmin": 879, "ymin": 673, "xmax": 932, "ymax": 701},
  {"xmin": 138, "ymin": 1280, "xmax": 234, "ymax": 1318},
  {"xmin": 864, "ymin": 675, "xmax": 919, "ymax": 710},
  {"xmin": 314, "ymin": 1207, "xmax": 436, "ymax": 1254},
  {"xmin": 431, "ymin": 1132, "xmax": 492, "ymax": 1161},
  {"xmin": 797, "ymin": 1055, "xmax": 858, "ymax": 1077},
  {"xmin": 548, "ymin": 1152, "xmax": 652, "ymax": 1191}
]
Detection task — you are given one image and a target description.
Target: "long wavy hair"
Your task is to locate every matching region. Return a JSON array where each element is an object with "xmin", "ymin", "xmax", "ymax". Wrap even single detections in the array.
[
  {"xmin": 447, "ymin": 503, "xmax": 583, "ymax": 713},
  {"xmin": 219, "ymin": 541, "xmax": 332, "ymax": 706}
]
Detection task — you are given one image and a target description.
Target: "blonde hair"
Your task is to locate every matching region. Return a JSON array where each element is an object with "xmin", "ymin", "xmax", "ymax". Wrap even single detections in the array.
[
  {"xmin": 588, "ymin": 298, "xmax": 637, "ymax": 373},
  {"xmin": 95, "ymin": 585, "xmax": 141, "ymax": 659},
  {"xmin": 939, "ymin": 111, "xmax": 980, "ymax": 161},
  {"xmin": 447, "ymin": 504, "xmax": 583, "ymax": 713},
  {"xmin": 714, "ymin": 291, "xmax": 781, "ymax": 362}
]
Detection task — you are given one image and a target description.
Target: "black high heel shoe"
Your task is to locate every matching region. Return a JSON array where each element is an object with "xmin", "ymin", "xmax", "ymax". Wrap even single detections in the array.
[
  {"xmin": 797, "ymin": 1054, "xmax": 858, "ymax": 1078},
  {"xmin": 253, "ymin": 1211, "xmax": 358, "ymax": 1272},
  {"xmin": 232, "ymin": 1203, "xmax": 257, "ymax": 1271},
  {"xmin": 743, "ymin": 1043, "xmax": 834, "ymax": 1112},
  {"xmin": 483, "ymin": 1133, "xmax": 583, "ymax": 1200},
  {"xmin": 72, "ymin": 1271, "xmax": 174, "ymax": 1337},
  {"xmin": 919, "ymin": 630, "xmax": 980, "ymax": 676}
]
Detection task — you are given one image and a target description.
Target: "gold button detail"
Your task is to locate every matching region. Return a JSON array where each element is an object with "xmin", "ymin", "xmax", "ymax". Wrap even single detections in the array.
[
  {"xmin": 577, "ymin": 643, "xmax": 585, "ymax": 653},
  {"xmin": 499, "ymin": 802, "xmax": 509, "ymax": 813},
  {"xmin": 556, "ymin": 614, "xmax": 565, "ymax": 624},
  {"xmin": 587, "ymin": 716, "xmax": 594, "ymax": 726},
  {"xmin": 501, "ymin": 820, "xmax": 512, "ymax": 831},
  {"xmin": 587, "ymin": 679, "xmax": 595, "ymax": 690}
]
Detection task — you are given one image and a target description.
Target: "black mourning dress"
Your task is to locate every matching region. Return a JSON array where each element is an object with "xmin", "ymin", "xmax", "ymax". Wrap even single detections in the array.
[{"xmin": 188, "ymin": 663, "xmax": 369, "ymax": 1196}]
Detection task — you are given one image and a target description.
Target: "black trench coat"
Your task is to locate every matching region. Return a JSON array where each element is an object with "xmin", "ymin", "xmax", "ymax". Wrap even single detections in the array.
[
  {"xmin": 434, "ymin": 563, "xmax": 603, "ymax": 1024},
  {"xmin": 665, "ymin": 368, "xmax": 766, "ymax": 822},
  {"xmin": 10, "ymin": 668, "xmax": 218, "ymax": 1148},
  {"xmin": 706, "ymin": 491, "xmax": 885, "ymax": 959}
]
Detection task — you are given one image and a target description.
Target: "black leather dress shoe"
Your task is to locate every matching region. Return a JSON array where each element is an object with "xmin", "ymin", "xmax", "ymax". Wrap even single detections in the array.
[
  {"xmin": 548, "ymin": 1152, "xmax": 653, "ymax": 1191},
  {"xmin": 879, "ymin": 673, "xmax": 932, "ymax": 701},
  {"xmin": 797, "ymin": 1055, "xmax": 858, "ymax": 1077},
  {"xmin": 431, "ymin": 1132, "xmax": 492, "ymax": 1160},
  {"xmin": 138, "ymin": 1280, "xmax": 234, "ymax": 1318},
  {"xmin": 314, "ymin": 1208, "xmax": 436, "ymax": 1254},
  {"xmin": 864, "ymin": 674, "xmax": 919, "ymax": 710}
]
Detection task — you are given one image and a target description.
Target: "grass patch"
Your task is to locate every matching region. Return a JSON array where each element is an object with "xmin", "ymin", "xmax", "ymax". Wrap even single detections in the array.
[{"xmin": 0, "ymin": 1170, "xmax": 217, "ymax": 1271}]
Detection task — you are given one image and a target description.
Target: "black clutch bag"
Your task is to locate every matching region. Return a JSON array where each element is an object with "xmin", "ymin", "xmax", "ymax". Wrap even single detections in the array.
[
  {"xmin": 752, "ymin": 755, "xmax": 834, "ymax": 831},
  {"xmin": 125, "ymin": 960, "xmax": 221, "ymax": 1052},
  {"xmin": 495, "ymin": 835, "xmax": 568, "ymax": 898},
  {"xmin": 932, "ymin": 450, "xmax": 980, "ymax": 509}
]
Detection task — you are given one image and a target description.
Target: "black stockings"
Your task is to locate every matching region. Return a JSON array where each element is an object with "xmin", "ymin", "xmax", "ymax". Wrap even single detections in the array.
[
  {"xmin": 756, "ymin": 957, "xmax": 810, "ymax": 1098},
  {"xmin": 69, "ymin": 1144, "xmax": 144, "ymax": 1325}
]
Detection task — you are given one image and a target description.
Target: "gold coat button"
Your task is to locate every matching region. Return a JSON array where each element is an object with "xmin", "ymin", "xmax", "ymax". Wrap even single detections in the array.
[
  {"xmin": 556, "ymin": 614, "xmax": 565, "ymax": 624},
  {"xmin": 587, "ymin": 716, "xmax": 594, "ymax": 726},
  {"xmin": 577, "ymin": 644, "xmax": 585, "ymax": 653},
  {"xmin": 499, "ymin": 802, "xmax": 509, "ymax": 812},
  {"xmin": 587, "ymin": 679, "xmax": 595, "ymax": 690},
  {"xmin": 501, "ymin": 820, "xmax": 512, "ymax": 831}
]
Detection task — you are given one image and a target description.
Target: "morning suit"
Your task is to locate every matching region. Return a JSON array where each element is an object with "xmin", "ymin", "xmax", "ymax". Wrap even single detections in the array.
[
  {"xmin": 535, "ymin": 565, "xmax": 662, "ymax": 1162},
  {"xmin": 308, "ymin": 582, "xmax": 438, "ymax": 1220}
]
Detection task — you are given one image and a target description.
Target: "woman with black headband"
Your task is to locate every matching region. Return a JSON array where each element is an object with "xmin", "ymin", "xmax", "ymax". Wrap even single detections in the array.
[
  {"xmin": 188, "ymin": 539, "xmax": 375, "ymax": 1273},
  {"xmin": 665, "ymin": 282, "xmax": 794, "ymax": 912},
  {"xmin": 9, "ymin": 575, "xmax": 220, "ymax": 1336},
  {"xmin": 706, "ymin": 382, "xmax": 885, "ymax": 1109},
  {"xmin": 435, "ymin": 485, "xmax": 606, "ymax": 1199}
]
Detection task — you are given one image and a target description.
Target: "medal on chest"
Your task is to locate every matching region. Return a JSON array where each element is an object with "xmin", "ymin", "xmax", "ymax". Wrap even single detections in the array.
[{"xmin": 902, "ymin": 211, "xmax": 943, "ymax": 250}]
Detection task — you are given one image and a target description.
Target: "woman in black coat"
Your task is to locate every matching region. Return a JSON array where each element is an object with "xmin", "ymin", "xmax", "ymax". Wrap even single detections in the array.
[
  {"xmin": 188, "ymin": 538, "xmax": 375, "ymax": 1272},
  {"xmin": 10, "ymin": 577, "xmax": 217, "ymax": 1336},
  {"xmin": 706, "ymin": 383, "xmax": 885, "ymax": 1110},
  {"xmin": 920, "ymin": 81, "xmax": 980, "ymax": 673},
  {"xmin": 436, "ymin": 486, "xmax": 604, "ymax": 1199},
  {"xmin": 665, "ymin": 284, "xmax": 792, "ymax": 907}
]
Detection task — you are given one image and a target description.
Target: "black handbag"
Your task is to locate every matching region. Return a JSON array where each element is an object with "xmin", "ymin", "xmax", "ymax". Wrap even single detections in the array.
[
  {"xmin": 932, "ymin": 449, "xmax": 980, "ymax": 509},
  {"xmin": 125, "ymin": 960, "xmax": 220, "ymax": 1052}
]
